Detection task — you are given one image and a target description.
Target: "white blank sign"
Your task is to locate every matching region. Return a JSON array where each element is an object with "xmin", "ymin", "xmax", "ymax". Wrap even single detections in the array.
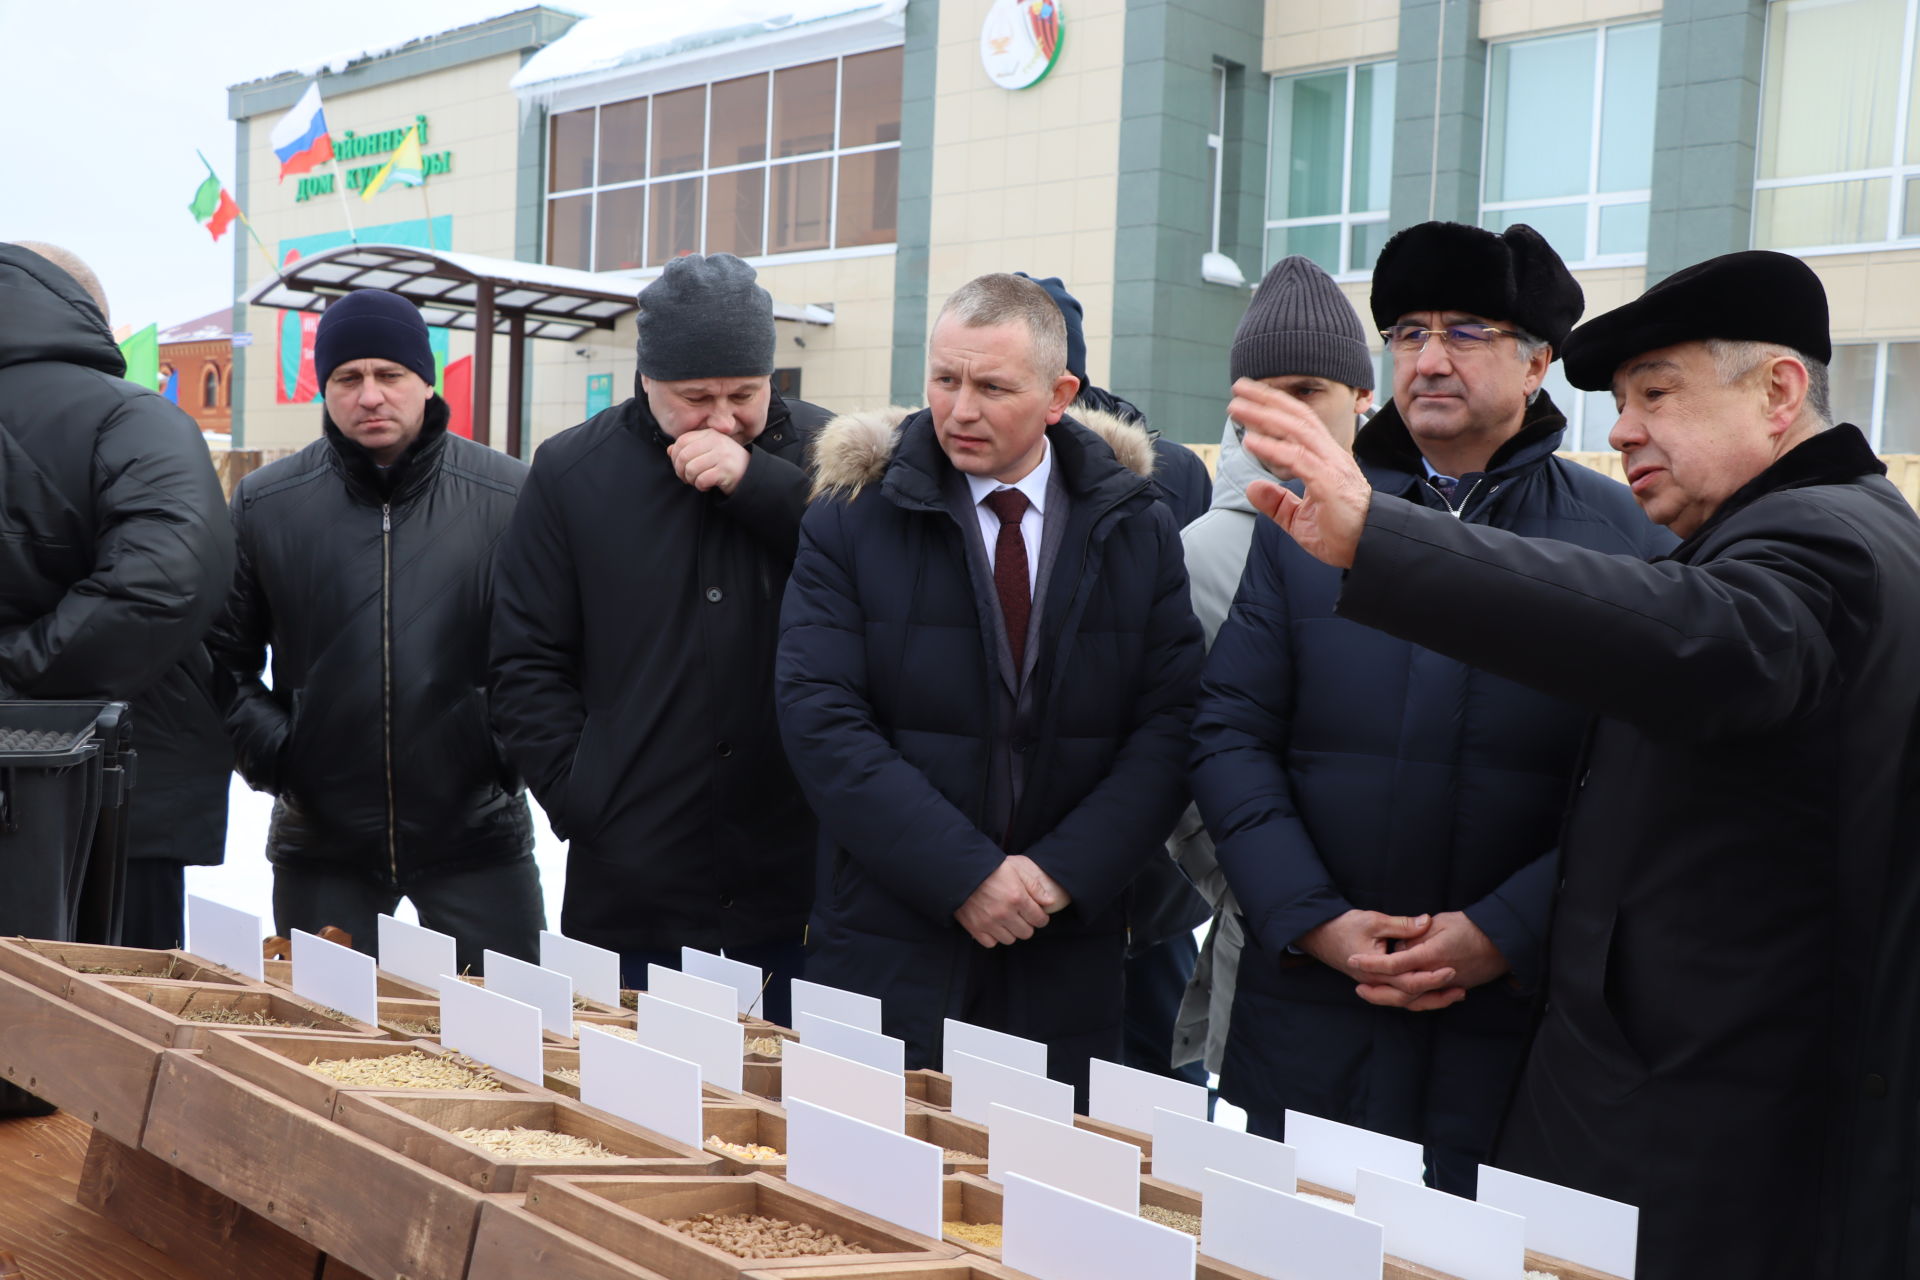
[
  {"xmin": 290, "ymin": 929, "xmax": 377, "ymax": 1027},
  {"xmin": 943, "ymin": 1018, "xmax": 1047, "ymax": 1076},
  {"xmin": 1150, "ymin": 1108, "xmax": 1295, "ymax": 1196},
  {"xmin": 786, "ymin": 1098, "xmax": 941, "ymax": 1239},
  {"xmin": 782, "ymin": 1041, "xmax": 904, "ymax": 1131},
  {"xmin": 484, "ymin": 950, "xmax": 573, "ymax": 1036},
  {"xmin": 185, "ymin": 895, "xmax": 264, "ymax": 980},
  {"xmin": 1201, "ymin": 1169, "xmax": 1383, "ymax": 1280},
  {"xmin": 680, "ymin": 947, "xmax": 763, "ymax": 1016},
  {"xmin": 1355, "ymin": 1169, "xmax": 1525, "ymax": 1280},
  {"xmin": 1479, "ymin": 1165, "xmax": 1638, "ymax": 1279},
  {"xmin": 790, "ymin": 978, "xmax": 882, "ymax": 1032},
  {"xmin": 541, "ymin": 931, "xmax": 620, "ymax": 1007},
  {"xmin": 1285, "ymin": 1109, "xmax": 1424, "ymax": 1194},
  {"xmin": 1087, "ymin": 1058, "xmax": 1206, "ymax": 1135},
  {"xmin": 794, "ymin": 1012, "xmax": 905, "ymax": 1076},
  {"xmin": 646, "ymin": 963, "xmax": 738, "ymax": 1022},
  {"xmin": 987, "ymin": 1103, "xmax": 1139, "ymax": 1214},
  {"xmin": 439, "ymin": 977, "xmax": 543, "ymax": 1085},
  {"xmin": 579, "ymin": 1026, "xmax": 702, "ymax": 1150},
  {"xmin": 630, "ymin": 992, "xmax": 744, "ymax": 1094},
  {"xmin": 377, "ymin": 915, "xmax": 455, "ymax": 991},
  {"xmin": 1001, "ymin": 1172, "xmax": 1195, "ymax": 1280},
  {"xmin": 948, "ymin": 1049, "xmax": 1073, "ymax": 1127}
]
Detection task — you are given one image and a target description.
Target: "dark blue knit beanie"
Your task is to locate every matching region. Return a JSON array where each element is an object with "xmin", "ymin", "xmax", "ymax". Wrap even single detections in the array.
[
  {"xmin": 314, "ymin": 289, "xmax": 436, "ymax": 389},
  {"xmin": 1016, "ymin": 273, "xmax": 1088, "ymax": 386}
]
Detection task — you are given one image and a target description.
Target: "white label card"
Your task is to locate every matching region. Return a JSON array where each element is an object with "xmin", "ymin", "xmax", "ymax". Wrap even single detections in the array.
[
  {"xmin": 1478, "ymin": 1165, "xmax": 1638, "ymax": 1280},
  {"xmin": 289, "ymin": 929, "xmax": 377, "ymax": 1027},
  {"xmin": 782, "ymin": 1041, "xmax": 904, "ymax": 1132},
  {"xmin": 1200, "ymin": 1169, "xmax": 1383, "ymax": 1280},
  {"xmin": 1355, "ymin": 1170, "xmax": 1525, "ymax": 1280},
  {"xmin": 540, "ymin": 931, "xmax": 621, "ymax": 1007},
  {"xmin": 680, "ymin": 947, "xmax": 763, "ymax": 1017},
  {"xmin": 942, "ymin": 1017, "xmax": 1048, "ymax": 1076},
  {"xmin": 484, "ymin": 950, "xmax": 573, "ymax": 1036},
  {"xmin": 376, "ymin": 915, "xmax": 456, "ymax": 991},
  {"xmin": 790, "ymin": 977, "xmax": 882, "ymax": 1033},
  {"xmin": 439, "ymin": 977, "xmax": 543, "ymax": 1085},
  {"xmin": 630, "ymin": 993, "xmax": 744, "ymax": 1094},
  {"xmin": 786, "ymin": 1099, "xmax": 941, "ymax": 1239},
  {"xmin": 185, "ymin": 895, "xmax": 265, "ymax": 980},
  {"xmin": 1150, "ymin": 1108, "xmax": 1296, "ymax": 1196},
  {"xmin": 1285, "ymin": 1109, "xmax": 1425, "ymax": 1194},
  {"xmin": 948, "ymin": 1049, "xmax": 1074, "ymax": 1127},
  {"xmin": 1001, "ymin": 1172, "xmax": 1194, "ymax": 1280},
  {"xmin": 578, "ymin": 1025, "xmax": 702, "ymax": 1150},
  {"xmin": 646, "ymin": 963, "xmax": 738, "ymax": 1023},
  {"xmin": 794, "ymin": 1012, "xmax": 906, "ymax": 1076},
  {"xmin": 987, "ymin": 1103, "xmax": 1139, "ymax": 1213},
  {"xmin": 1087, "ymin": 1058, "xmax": 1206, "ymax": 1135}
]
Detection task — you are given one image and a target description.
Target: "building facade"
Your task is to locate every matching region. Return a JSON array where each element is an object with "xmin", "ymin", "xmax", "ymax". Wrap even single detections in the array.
[
  {"xmin": 157, "ymin": 307, "xmax": 233, "ymax": 436},
  {"xmin": 225, "ymin": 0, "xmax": 1920, "ymax": 457}
]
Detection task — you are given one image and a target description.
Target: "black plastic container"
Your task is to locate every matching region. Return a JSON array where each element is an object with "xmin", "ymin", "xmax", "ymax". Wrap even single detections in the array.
[{"xmin": 0, "ymin": 701, "xmax": 134, "ymax": 944}]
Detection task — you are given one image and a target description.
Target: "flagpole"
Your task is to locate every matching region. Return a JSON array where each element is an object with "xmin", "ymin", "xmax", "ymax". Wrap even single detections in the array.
[
  {"xmin": 198, "ymin": 149, "xmax": 283, "ymax": 284},
  {"xmin": 329, "ymin": 150, "xmax": 360, "ymax": 243}
]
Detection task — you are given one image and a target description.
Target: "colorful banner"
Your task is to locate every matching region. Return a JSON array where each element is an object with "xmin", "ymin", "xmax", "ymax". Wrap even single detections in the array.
[{"xmin": 275, "ymin": 216, "xmax": 453, "ymax": 404}]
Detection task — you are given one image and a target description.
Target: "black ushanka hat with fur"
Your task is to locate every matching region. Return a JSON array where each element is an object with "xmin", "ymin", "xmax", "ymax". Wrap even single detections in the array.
[
  {"xmin": 1559, "ymin": 250, "xmax": 1831, "ymax": 391},
  {"xmin": 1369, "ymin": 221, "xmax": 1584, "ymax": 355}
]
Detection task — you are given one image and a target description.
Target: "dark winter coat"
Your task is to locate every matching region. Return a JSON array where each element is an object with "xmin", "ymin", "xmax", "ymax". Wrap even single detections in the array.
[
  {"xmin": 1190, "ymin": 392, "xmax": 1674, "ymax": 1156},
  {"xmin": 1074, "ymin": 384, "xmax": 1213, "ymax": 528},
  {"xmin": 0, "ymin": 245, "xmax": 235, "ymax": 866},
  {"xmin": 209, "ymin": 400, "xmax": 532, "ymax": 884},
  {"xmin": 1334, "ymin": 424, "xmax": 1920, "ymax": 1280},
  {"xmin": 776, "ymin": 405, "xmax": 1204, "ymax": 1080},
  {"xmin": 489, "ymin": 390, "xmax": 830, "ymax": 952}
]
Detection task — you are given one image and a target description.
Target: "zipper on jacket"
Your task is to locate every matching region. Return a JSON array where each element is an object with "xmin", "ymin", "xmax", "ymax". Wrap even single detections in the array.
[
  {"xmin": 381, "ymin": 502, "xmax": 398, "ymax": 885},
  {"xmin": 1447, "ymin": 477, "xmax": 1485, "ymax": 518}
]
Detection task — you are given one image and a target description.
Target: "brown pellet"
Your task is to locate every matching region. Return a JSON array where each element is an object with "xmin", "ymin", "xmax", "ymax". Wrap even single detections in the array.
[
  {"xmin": 451, "ymin": 1126, "xmax": 624, "ymax": 1160},
  {"xmin": 664, "ymin": 1211, "xmax": 870, "ymax": 1259},
  {"xmin": 944, "ymin": 1220, "xmax": 1003, "ymax": 1248},
  {"xmin": 1140, "ymin": 1204, "xmax": 1202, "ymax": 1237},
  {"xmin": 306, "ymin": 1050, "xmax": 500, "ymax": 1091}
]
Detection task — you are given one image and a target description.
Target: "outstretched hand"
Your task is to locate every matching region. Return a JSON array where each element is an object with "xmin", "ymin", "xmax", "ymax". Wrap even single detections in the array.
[{"xmin": 1229, "ymin": 378, "xmax": 1373, "ymax": 569}]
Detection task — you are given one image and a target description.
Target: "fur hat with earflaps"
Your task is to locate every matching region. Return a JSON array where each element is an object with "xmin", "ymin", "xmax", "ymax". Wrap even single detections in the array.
[{"xmin": 1369, "ymin": 221, "xmax": 1585, "ymax": 354}]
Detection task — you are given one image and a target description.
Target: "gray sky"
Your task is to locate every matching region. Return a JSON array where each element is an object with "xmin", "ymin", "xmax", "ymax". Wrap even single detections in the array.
[{"xmin": 0, "ymin": 0, "xmax": 603, "ymax": 332}]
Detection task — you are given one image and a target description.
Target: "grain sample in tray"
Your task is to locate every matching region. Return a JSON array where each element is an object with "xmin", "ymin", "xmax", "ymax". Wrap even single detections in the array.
[
  {"xmin": 0, "ymin": 938, "xmax": 256, "ymax": 998},
  {"xmin": 702, "ymin": 1104, "xmax": 789, "ymax": 1174},
  {"xmin": 202, "ymin": 1030, "xmax": 542, "ymax": 1118},
  {"xmin": 67, "ymin": 977, "xmax": 379, "ymax": 1050},
  {"xmin": 522, "ymin": 1172, "xmax": 959, "ymax": 1280},
  {"xmin": 332, "ymin": 1091, "xmax": 719, "ymax": 1192},
  {"xmin": 903, "ymin": 1110, "xmax": 990, "ymax": 1174}
]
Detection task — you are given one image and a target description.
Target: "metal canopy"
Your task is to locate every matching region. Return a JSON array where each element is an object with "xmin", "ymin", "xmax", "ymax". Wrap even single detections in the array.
[{"xmin": 240, "ymin": 244, "xmax": 641, "ymax": 456}]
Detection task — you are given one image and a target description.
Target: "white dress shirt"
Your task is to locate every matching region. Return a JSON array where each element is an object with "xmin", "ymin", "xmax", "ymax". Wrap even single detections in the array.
[{"xmin": 965, "ymin": 439, "xmax": 1051, "ymax": 597}]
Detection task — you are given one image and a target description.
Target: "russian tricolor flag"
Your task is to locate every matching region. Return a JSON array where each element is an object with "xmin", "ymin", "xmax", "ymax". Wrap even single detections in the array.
[{"xmin": 271, "ymin": 82, "xmax": 333, "ymax": 181}]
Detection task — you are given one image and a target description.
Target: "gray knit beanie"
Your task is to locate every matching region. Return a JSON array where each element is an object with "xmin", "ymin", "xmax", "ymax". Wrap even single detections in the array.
[
  {"xmin": 1230, "ymin": 256, "xmax": 1374, "ymax": 389},
  {"xmin": 635, "ymin": 253, "xmax": 775, "ymax": 381}
]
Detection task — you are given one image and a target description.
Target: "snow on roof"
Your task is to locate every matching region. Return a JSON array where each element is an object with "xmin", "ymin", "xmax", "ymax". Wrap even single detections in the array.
[
  {"xmin": 509, "ymin": 0, "xmax": 901, "ymax": 92},
  {"xmin": 158, "ymin": 307, "xmax": 234, "ymax": 345},
  {"xmin": 230, "ymin": 6, "xmax": 583, "ymax": 89}
]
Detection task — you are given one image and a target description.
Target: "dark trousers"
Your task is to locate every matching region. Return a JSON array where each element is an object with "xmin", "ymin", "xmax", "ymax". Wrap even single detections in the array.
[
  {"xmin": 1243, "ymin": 1108, "xmax": 1481, "ymax": 1198},
  {"xmin": 1122, "ymin": 930, "xmax": 1208, "ymax": 1088},
  {"xmin": 120, "ymin": 860, "xmax": 187, "ymax": 950},
  {"xmin": 271, "ymin": 858, "xmax": 544, "ymax": 975},
  {"xmin": 618, "ymin": 939, "xmax": 808, "ymax": 1028}
]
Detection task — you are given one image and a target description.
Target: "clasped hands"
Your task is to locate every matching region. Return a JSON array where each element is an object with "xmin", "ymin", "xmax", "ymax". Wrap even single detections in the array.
[
  {"xmin": 954, "ymin": 855, "xmax": 1072, "ymax": 948},
  {"xmin": 1297, "ymin": 909, "xmax": 1510, "ymax": 1012}
]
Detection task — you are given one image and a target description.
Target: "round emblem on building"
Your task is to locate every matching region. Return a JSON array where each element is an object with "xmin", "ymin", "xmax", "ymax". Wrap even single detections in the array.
[{"xmin": 980, "ymin": 0, "xmax": 1064, "ymax": 90}]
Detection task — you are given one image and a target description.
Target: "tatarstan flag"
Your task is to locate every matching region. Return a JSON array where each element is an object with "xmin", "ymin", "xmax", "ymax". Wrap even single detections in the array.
[{"xmin": 189, "ymin": 174, "xmax": 239, "ymax": 241}]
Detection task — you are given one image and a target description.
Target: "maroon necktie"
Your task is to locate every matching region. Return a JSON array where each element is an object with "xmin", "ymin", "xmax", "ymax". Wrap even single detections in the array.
[{"xmin": 984, "ymin": 488, "xmax": 1030, "ymax": 671}]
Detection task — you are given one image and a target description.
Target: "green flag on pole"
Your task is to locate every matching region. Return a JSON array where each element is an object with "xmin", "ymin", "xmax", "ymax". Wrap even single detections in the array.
[{"xmin": 118, "ymin": 324, "xmax": 161, "ymax": 391}]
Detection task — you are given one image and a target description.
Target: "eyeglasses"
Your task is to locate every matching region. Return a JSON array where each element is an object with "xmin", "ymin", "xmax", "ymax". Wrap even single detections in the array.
[{"xmin": 1380, "ymin": 323, "xmax": 1525, "ymax": 353}]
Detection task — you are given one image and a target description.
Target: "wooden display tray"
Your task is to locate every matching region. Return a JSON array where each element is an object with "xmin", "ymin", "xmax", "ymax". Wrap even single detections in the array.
[
  {"xmin": 1074, "ymin": 1113, "xmax": 1153, "ymax": 1159},
  {"xmin": 375, "ymin": 997, "xmax": 443, "ymax": 1039},
  {"xmin": 0, "ymin": 938, "xmax": 258, "ymax": 999},
  {"xmin": 201, "ymin": 1030, "xmax": 551, "ymax": 1118},
  {"xmin": 521, "ymin": 1172, "xmax": 960, "ymax": 1280},
  {"xmin": 70, "ymin": 977, "xmax": 384, "ymax": 1049},
  {"xmin": 141, "ymin": 1049, "xmax": 488, "ymax": 1280},
  {"xmin": 0, "ymin": 966, "xmax": 162, "ymax": 1147},
  {"xmin": 741, "ymin": 1265, "xmax": 1028, "ymax": 1280},
  {"xmin": 905, "ymin": 1070, "xmax": 952, "ymax": 1110},
  {"xmin": 702, "ymin": 1102, "xmax": 789, "ymax": 1174},
  {"xmin": 468, "ymin": 1196, "xmax": 674, "ymax": 1280},
  {"xmin": 905, "ymin": 1109, "xmax": 990, "ymax": 1176},
  {"xmin": 330, "ymin": 1090, "xmax": 721, "ymax": 1192},
  {"xmin": 263, "ymin": 957, "xmax": 440, "ymax": 1000}
]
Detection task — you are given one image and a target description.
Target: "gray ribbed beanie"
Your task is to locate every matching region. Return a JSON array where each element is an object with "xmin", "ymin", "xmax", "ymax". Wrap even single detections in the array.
[
  {"xmin": 1230, "ymin": 255, "xmax": 1374, "ymax": 389},
  {"xmin": 635, "ymin": 253, "xmax": 775, "ymax": 381}
]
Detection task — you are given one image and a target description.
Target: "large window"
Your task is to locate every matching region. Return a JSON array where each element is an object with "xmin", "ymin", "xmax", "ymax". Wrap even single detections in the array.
[
  {"xmin": 1481, "ymin": 22, "xmax": 1657, "ymax": 266},
  {"xmin": 546, "ymin": 46, "xmax": 903, "ymax": 271},
  {"xmin": 1831, "ymin": 342, "xmax": 1920, "ymax": 449},
  {"xmin": 1755, "ymin": 0, "xmax": 1920, "ymax": 251},
  {"xmin": 1265, "ymin": 61, "xmax": 1394, "ymax": 277}
]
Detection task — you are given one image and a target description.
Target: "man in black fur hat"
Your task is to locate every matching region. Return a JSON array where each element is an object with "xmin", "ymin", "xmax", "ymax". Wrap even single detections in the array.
[
  {"xmin": 1227, "ymin": 249, "xmax": 1920, "ymax": 1280},
  {"xmin": 1190, "ymin": 222, "xmax": 1670, "ymax": 1193}
]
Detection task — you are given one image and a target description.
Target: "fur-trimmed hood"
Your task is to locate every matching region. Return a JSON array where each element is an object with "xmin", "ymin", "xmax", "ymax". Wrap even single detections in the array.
[{"xmin": 809, "ymin": 405, "xmax": 1157, "ymax": 502}]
